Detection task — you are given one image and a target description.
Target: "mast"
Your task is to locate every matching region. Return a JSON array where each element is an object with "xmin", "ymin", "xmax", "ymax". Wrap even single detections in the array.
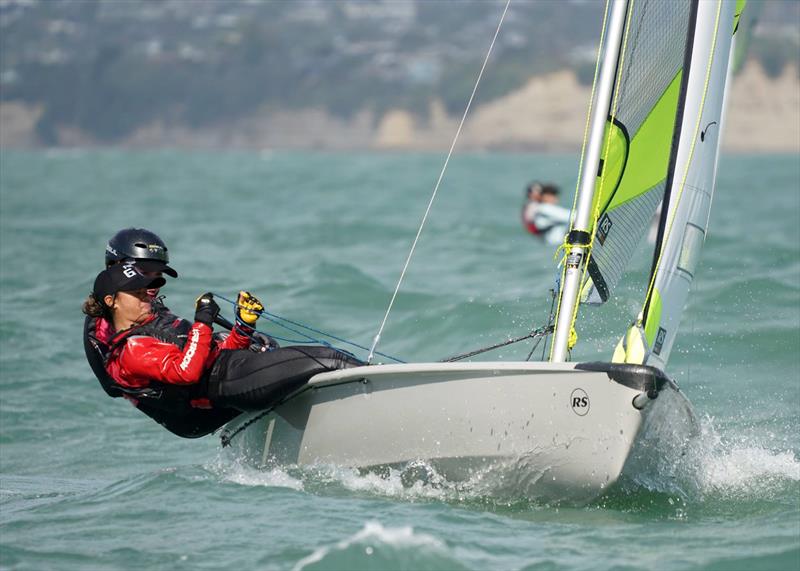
[{"xmin": 550, "ymin": 0, "xmax": 629, "ymax": 363}]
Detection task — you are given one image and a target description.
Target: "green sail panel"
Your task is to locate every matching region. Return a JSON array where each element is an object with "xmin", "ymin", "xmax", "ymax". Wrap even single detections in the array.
[{"xmin": 581, "ymin": 0, "xmax": 692, "ymax": 304}]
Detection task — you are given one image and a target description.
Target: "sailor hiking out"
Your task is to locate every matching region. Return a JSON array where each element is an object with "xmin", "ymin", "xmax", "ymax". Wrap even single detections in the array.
[
  {"xmin": 83, "ymin": 229, "xmax": 361, "ymax": 438},
  {"xmin": 82, "ymin": 228, "xmax": 240, "ymax": 437}
]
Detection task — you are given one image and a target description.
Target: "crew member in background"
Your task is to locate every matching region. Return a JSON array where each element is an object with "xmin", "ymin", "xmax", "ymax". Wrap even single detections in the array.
[
  {"xmin": 82, "ymin": 263, "xmax": 362, "ymax": 436},
  {"xmin": 521, "ymin": 182, "xmax": 571, "ymax": 245}
]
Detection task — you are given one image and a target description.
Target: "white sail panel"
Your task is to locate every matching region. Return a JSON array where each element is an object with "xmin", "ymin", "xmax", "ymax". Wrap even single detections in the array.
[{"xmin": 619, "ymin": 0, "xmax": 738, "ymax": 369}]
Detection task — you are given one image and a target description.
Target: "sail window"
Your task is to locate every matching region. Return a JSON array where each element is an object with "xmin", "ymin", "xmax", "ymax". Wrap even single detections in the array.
[{"xmin": 676, "ymin": 222, "xmax": 705, "ymax": 279}]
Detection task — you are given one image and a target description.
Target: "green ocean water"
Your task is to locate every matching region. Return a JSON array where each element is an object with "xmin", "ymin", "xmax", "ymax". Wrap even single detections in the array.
[{"xmin": 0, "ymin": 150, "xmax": 798, "ymax": 571}]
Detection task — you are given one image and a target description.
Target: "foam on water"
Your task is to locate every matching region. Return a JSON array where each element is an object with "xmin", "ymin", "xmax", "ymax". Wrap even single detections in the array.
[
  {"xmin": 208, "ymin": 455, "xmax": 304, "ymax": 491},
  {"xmin": 211, "ymin": 455, "xmax": 461, "ymax": 501},
  {"xmin": 614, "ymin": 411, "xmax": 800, "ymax": 512},
  {"xmin": 680, "ymin": 415, "xmax": 800, "ymax": 498},
  {"xmin": 213, "ymin": 409, "xmax": 799, "ymax": 513},
  {"xmin": 213, "ymin": 454, "xmax": 609, "ymax": 511},
  {"xmin": 291, "ymin": 521, "xmax": 456, "ymax": 571},
  {"xmin": 213, "ymin": 450, "xmax": 537, "ymax": 509}
]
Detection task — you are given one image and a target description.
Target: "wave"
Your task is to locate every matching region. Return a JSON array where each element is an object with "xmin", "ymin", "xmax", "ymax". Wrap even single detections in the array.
[
  {"xmin": 209, "ymin": 455, "xmax": 304, "ymax": 492},
  {"xmin": 603, "ymin": 413, "xmax": 800, "ymax": 516},
  {"xmin": 291, "ymin": 521, "xmax": 465, "ymax": 571},
  {"xmin": 683, "ymin": 416, "xmax": 799, "ymax": 497},
  {"xmin": 214, "ymin": 408, "xmax": 799, "ymax": 517}
]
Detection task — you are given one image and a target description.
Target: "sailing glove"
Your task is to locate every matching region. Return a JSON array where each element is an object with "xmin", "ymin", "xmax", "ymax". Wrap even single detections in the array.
[
  {"xmin": 236, "ymin": 290, "xmax": 264, "ymax": 328},
  {"xmin": 194, "ymin": 292, "xmax": 220, "ymax": 326}
]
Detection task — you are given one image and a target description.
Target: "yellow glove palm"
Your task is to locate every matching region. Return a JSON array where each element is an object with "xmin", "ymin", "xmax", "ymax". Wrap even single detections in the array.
[{"xmin": 236, "ymin": 290, "xmax": 264, "ymax": 326}]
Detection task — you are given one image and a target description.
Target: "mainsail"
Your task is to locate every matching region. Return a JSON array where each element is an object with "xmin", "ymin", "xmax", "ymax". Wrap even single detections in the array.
[
  {"xmin": 582, "ymin": 0, "xmax": 693, "ymax": 304},
  {"xmin": 551, "ymin": 0, "xmax": 743, "ymax": 363},
  {"xmin": 626, "ymin": 0, "xmax": 743, "ymax": 369}
]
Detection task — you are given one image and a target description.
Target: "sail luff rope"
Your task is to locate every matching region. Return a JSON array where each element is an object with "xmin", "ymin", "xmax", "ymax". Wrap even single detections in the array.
[
  {"xmin": 548, "ymin": 0, "xmax": 614, "ymax": 360},
  {"xmin": 639, "ymin": 0, "xmax": 722, "ymax": 322},
  {"xmin": 366, "ymin": 0, "xmax": 512, "ymax": 364}
]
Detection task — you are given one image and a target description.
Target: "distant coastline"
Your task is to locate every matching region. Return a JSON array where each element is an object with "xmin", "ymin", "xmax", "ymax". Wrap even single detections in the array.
[{"xmin": 1, "ymin": 63, "xmax": 797, "ymax": 153}]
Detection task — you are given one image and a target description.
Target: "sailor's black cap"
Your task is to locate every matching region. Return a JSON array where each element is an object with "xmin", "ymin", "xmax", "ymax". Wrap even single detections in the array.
[{"xmin": 93, "ymin": 262, "xmax": 166, "ymax": 300}]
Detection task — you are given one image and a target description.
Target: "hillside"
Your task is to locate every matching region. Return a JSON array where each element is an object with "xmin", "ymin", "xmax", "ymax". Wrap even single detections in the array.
[
  {"xmin": 3, "ymin": 61, "xmax": 796, "ymax": 153},
  {"xmin": 1, "ymin": 0, "xmax": 798, "ymax": 152}
]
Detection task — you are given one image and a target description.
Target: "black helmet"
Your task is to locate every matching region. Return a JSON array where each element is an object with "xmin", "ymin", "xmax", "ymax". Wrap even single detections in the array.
[{"xmin": 105, "ymin": 228, "xmax": 177, "ymax": 277}]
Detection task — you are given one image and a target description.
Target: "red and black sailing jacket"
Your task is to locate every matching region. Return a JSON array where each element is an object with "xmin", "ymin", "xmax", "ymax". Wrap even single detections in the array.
[
  {"xmin": 84, "ymin": 307, "xmax": 248, "ymax": 438},
  {"xmin": 522, "ymin": 203, "xmax": 542, "ymax": 235},
  {"xmin": 106, "ymin": 313, "xmax": 250, "ymax": 391}
]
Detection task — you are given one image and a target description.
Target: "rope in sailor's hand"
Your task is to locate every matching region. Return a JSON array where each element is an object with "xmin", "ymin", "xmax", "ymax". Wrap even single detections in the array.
[{"xmin": 212, "ymin": 293, "xmax": 405, "ymax": 364}]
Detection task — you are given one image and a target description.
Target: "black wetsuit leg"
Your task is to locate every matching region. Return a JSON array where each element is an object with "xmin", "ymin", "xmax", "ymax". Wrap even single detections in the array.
[{"xmin": 207, "ymin": 346, "xmax": 364, "ymax": 412}]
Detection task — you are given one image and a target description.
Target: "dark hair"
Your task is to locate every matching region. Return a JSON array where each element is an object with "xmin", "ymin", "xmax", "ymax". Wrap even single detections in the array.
[
  {"xmin": 526, "ymin": 181, "xmax": 544, "ymax": 196},
  {"xmin": 82, "ymin": 293, "xmax": 110, "ymax": 319},
  {"xmin": 540, "ymin": 183, "xmax": 560, "ymax": 196}
]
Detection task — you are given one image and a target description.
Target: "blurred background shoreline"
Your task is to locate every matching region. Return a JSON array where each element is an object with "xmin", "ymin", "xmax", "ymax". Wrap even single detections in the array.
[{"xmin": 1, "ymin": 0, "xmax": 798, "ymax": 153}]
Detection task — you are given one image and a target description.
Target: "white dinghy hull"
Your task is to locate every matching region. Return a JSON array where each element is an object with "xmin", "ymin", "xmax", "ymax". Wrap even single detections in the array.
[{"xmin": 223, "ymin": 361, "xmax": 695, "ymax": 502}]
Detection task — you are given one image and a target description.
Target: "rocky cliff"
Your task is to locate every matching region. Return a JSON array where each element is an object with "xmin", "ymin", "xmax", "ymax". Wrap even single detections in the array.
[{"xmin": 1, "ymin": 63, "xmax": 797, "ymax": 153}]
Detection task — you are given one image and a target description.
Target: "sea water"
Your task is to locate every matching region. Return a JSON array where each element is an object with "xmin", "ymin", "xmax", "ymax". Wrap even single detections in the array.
[{"xmin": 0, "ymin": 150, "xmax": 797, "ymax": 570}]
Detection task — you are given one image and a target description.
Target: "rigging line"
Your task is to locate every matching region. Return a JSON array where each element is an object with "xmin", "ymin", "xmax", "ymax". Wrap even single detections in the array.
[
  {"xmin": 213, "ymin": 294, "xmax": 328, "ymax": 345},
  {"xmin": 441, "ymin": 326, "xmax": 552, "ymax": 363},
  {"xmin": 540, "ymin": 285, "xmax": 558, "ymax": 361},
  {"xmin": 212, "ymin": 293, "xmax": 406, "ymax": 363},
  {"xmin": 264, "ymin": 320, "xmax": 332, "ymax": 345},
  {"xmin": 366, "ymin": 0, "xmax": 512, "ymax": 365},
  {"xmin": 262, "ymin": 311, "xmax": 406, "ymax": 363},
  {"xmin": 527, "ymin": 332, "xmax": 545, "ymax": 362},
  {"xmin": 221, "ymin": 408, "xmax": 272, "ymax": 447}
]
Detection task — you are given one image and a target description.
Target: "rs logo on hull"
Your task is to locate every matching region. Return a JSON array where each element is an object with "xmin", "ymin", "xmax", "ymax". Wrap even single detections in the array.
[{"xmin": 570, "ymin": 388, "xmax": 590, "ymax": 416}]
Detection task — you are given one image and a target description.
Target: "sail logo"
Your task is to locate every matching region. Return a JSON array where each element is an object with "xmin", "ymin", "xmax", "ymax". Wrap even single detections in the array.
[
  {"xmin": 570, "ymin": 388, "xmax": 590, "ymax": 416},
  {"xmin": 653, "ymin": 327, "xmax": 667, "ymax": 355},
  {"xmin": 701, "ymin": 121, "xmax": 718, "ymax": 142},
  {"xmin": 597, "ymin": 214, "xmax": 613, "ymax": 245}
]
